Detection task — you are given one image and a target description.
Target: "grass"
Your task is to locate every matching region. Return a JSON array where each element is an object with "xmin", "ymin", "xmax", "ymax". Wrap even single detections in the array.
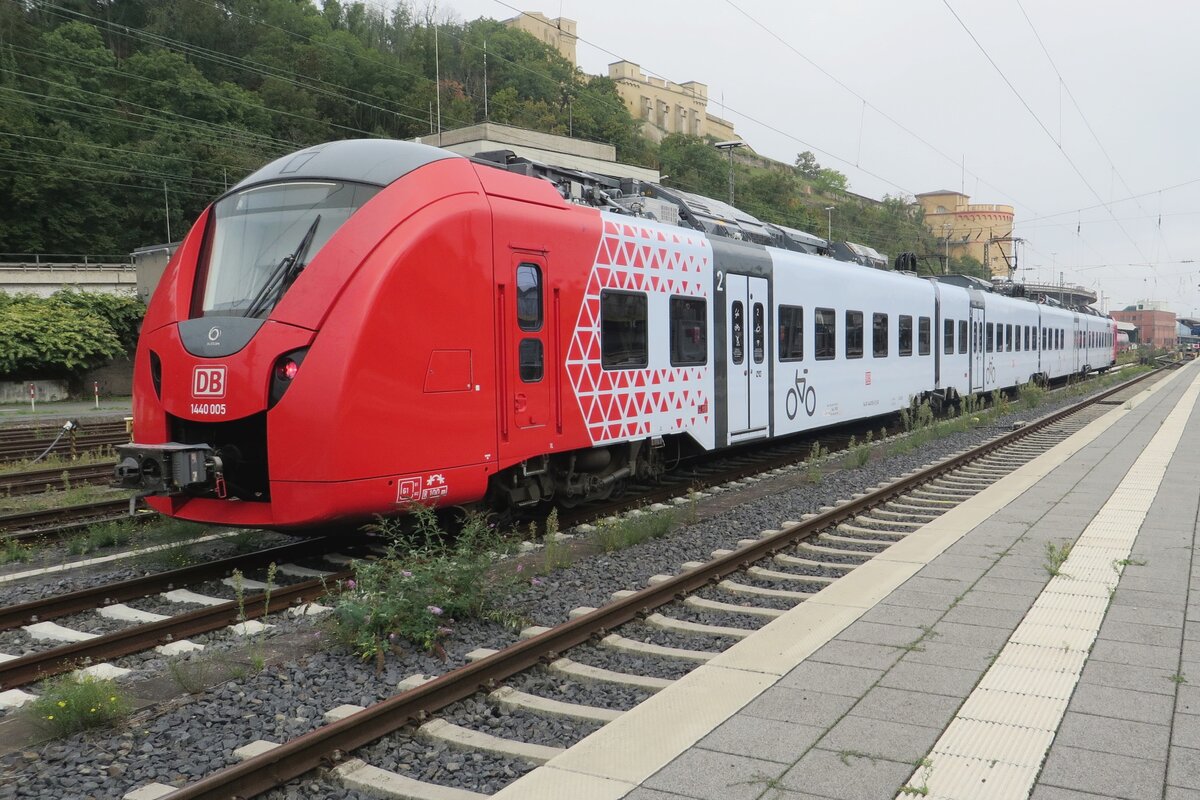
[
  {"xmin": 596, "ymin": 510, "xmax": 676, "ymax": 552},
  {"xmin": 539, "ymin": 510, "xmax": 573, "ymax": 572},
  {"xmin": 0, "ymin": 446, "xmax": 117, "ymax": 477},
  {"xmin": 131, "ymin": 519, "xmax": 212, "ymax": 569},
  {"xmin": 27, "ymin": 674, "xmax": 132, "ymax": 737},
  {"xmin": 0, "ymin": 484, "xmax": 127, "ymax": 515},
  {"xmin": 1044, "ymin": 541, "xmax": 1073, "ymax": 577},
  {"xmin": 1171, "ymin": 672, "xmax": 1188, "ymax": 685},
  {"xmin": 0, "ymin": 537, "xmax": 31, "ymax": 564},
  {"xmin": 65, "ymin": 519, "xmax": 137, "ymax": 556}
]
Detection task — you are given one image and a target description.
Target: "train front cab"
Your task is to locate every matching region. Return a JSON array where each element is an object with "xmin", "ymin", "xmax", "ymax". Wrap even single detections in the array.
[{"xmin": 121, "ymin": 141, "xmax": 507, "ymax": 528}]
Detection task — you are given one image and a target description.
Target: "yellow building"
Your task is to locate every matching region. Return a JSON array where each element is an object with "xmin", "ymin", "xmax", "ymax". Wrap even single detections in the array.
[
  {"xmin": 503, "ymin": 11, "xmax": 577, "ymax": 65},
  {"xmin": 916, "ymin": 190, "xmax": 1015, "ymax": 277},
  {"xmin": 607, "ymin": 60, "xmax": 739, "ymax": 143}
]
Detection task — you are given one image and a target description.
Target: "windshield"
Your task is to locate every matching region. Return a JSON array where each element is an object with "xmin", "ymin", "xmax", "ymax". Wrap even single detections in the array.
[{"xmin": 200, "ymin": 180, "xmax": 380, "ymax": 317}]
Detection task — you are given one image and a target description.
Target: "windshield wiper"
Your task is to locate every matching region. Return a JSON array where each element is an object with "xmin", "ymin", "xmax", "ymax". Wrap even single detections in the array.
[{"xmin": 244, "ymin": 214, "xmax": 322, "ymax": 319}]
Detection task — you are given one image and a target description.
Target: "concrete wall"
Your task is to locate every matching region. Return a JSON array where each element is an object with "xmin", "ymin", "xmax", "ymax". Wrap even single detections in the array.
[
  {"xmin": 0, "ymin": 262, "xmax": 138, "ymax": 298},
  {"xmin": 0, "ymin": 379, "xmax": 70, "ymax": 404}
]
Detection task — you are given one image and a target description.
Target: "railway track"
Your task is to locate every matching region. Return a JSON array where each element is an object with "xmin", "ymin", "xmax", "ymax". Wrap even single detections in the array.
[
  {"xmin": 151, "ymin": 367, "xmax": 1159, "ymax": 800},
  {"xmin": 0, "ymin": 462, "xmax": 116, "ymax": 496},
  {"xmin": 0, "ymin": 420, "xmax": 128, "ymax": 463},
  {"xmin": 0, "ymin": 537, "xmax": 365, "ymax": 695},
  {"xmin": 0, "ymin": 497, "xmax": 141, "ymax": 540}
]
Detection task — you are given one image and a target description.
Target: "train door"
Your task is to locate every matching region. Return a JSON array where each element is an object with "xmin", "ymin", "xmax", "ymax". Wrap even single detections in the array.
[
  {"xmin": 969, "ymin": 303, "xmax": 985, "ymax": 392},
  {"xmin": 726, "ymin": 274, "xmax": 769, "ymax": 442},
  {"xmin": 1073, "ymin": 316, "xmax": 1082, "ymax": 373},
  {"xmin": 499, "ymin": 253, "xmax": 558, "ymax": 455}
]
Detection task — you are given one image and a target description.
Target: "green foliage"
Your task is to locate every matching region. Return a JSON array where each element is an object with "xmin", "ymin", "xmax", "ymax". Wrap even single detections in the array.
[
  {"xmin": 0, "ymin": 294, "xmax": 123, "ymax": 378},
  {"xmin": 27, "ymin": 675, "xmax": 131, "ymax": 737},
  {"xmin": 51, "ymin": 289, "xmax": 145, "ymax": 354},
  {"xmin": 596, "ymin": 510, "xmax": 676, "ymax": 552},
  {"xmin": 0, "ymin": 4, "xmax": 652, "ymax": 255},
  {"xmin": 330, "ymin": 506, "xmax": 516, "ymax": 659},
  {"xmin": 66, "ymin": 519, "xmax": 135, "ymax": 556},
  {"xmin": 1019, "ymin": 382, "xmax": 1046, "ymax": 409},
  {"xmin": 0, "ymin": 538, "xmax": 30, "ymax": 564}
]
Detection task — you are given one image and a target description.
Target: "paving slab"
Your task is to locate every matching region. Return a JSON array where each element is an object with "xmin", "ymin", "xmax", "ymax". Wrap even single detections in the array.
[{"xmin": 493, "ymin": 366, "xmax": 1200, "ymax": 800}]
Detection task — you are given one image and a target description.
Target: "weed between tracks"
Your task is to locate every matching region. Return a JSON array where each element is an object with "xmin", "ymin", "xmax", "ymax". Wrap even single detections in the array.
[
  {"xmin": 27, "ymin": 674, "xmax": 131, "ymax": 737},
  {"xmin": 329, "ymin": 506, "xmax": 520, "ymax": 663}
]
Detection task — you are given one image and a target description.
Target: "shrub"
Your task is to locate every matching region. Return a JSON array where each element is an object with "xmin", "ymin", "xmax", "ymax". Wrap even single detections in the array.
[
  {"xmin": 27, "ymin": 675, "xmax": 131, "ymax": 737},
  {"xmin": 330, "ymin": 507, "xmax": 516, "ymax": 660}
]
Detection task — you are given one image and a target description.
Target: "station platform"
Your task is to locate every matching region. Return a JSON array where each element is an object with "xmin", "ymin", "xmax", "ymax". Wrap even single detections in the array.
[{"xmin": 494, "ymin": 360, "xmax": 1200, "ymax": 800}]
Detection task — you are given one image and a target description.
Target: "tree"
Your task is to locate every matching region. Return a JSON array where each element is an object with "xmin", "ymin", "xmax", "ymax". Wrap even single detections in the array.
[
  {"xmin": 0, "ymin": 295, "xmax": 124, "ymax": 379},
  {"xmin": 52, "ymin": 289, "xmax": 145, "ymax": 353},
  {"xmin": 794, "ymin": 151, "xmax": 819, "ymax": 179}
]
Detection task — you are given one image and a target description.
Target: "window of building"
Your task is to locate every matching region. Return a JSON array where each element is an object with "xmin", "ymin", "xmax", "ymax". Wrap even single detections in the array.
[
  {"xmin": 846, "ymin": 310, "xmax": 864, "ymax": 359},
  {"xmin": 516, "ymin": 263, "xmax": 542, "ymax": 331},
  {"xmin": 986, "ymin": 322, "xmax": 994, "ymax": 353},
  {"xmin": 779, "ymin": 305, "xmax": 804, "ymax": 361},
  {"xmin": 815, "ymin": 308, "xmax": 836, "ymax": 360},
  {"xmin": 669, "ymin": 297, "xmax": 707, "ymax": 366},
  {"xmin": 600, "ymin": 290, "xmax": 648, "ymax": 369},
  {"xmin": 519, "ymin": 339, "xmax": 543, "ymax": 382},
  {"xmin": 873, "ymin": 313, "xmax": 889, "ymax": 357},
  {"xmin": 899, "ymin": 315, "xmax": 913, "ymax": 356},
  {"xmin": 958, "ymin": 320, "xmax": 968, "ymax": 354},
  {"xmin": 918, "ymin": 316, "xmax": 931, "ymax": 356}
]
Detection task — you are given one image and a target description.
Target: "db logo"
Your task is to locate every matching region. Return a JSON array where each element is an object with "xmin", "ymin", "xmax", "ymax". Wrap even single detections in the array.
[{"xmin": 192, "ymin": 366, "xmax": 227, "ymax": 398}]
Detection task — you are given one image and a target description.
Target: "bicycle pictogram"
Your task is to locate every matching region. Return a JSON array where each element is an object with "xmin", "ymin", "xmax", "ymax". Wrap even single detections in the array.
[{"xmin": 785, "ymin": 368, "xmax": 817, "ymax": 420}]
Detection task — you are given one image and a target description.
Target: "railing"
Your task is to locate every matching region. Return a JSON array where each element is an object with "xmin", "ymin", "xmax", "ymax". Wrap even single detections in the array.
[
  {"xmin": 0, "ymin": 253, "xmax": 135, "ymax": 269},
  {"xmin": 0, "ymin": 260, "xmax": 135, "ymax": 272}
]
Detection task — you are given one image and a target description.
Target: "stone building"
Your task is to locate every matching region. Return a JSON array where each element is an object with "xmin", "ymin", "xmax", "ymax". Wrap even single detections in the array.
[
  {"xmin": 916, "ymin": 190, "xmax": 1015, "ymax": 277},
  {"xmin": 503, "ymin": 11, "xmax": 577, "ymax": 65},
  {"xmin": 607, "ymin": 60, "xmax": 738, "ymax": 143}
]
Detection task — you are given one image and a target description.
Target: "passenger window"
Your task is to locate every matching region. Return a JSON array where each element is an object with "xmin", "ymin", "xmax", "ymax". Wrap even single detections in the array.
[
  {"xmin": 519, "ymin": 338, "xmax": 543, "ymax": 382},
  {"xmin": 899, "ymin": 315, "xmax": 913, "ymax": 357},
  {"xmin": 731, "ymin": 301, "xmax": 745, "ymax": 365},
  {"xmin": 669, "ymin": 297, "xmax": 707, "ymax": 367},
  {"xmin": 958, "ymin": 320, "xmax": 968, "ymax": 354},
  {"xmin": 1006, "ymin": 324, "xmax": 1013, "ymax": 352},
  {"xmin": 986, "ymin": 322, "xmax": 994, "ymax": 353},
  {"xmin": 779, "ymin": 305, "xmax": 804, "ymax": 361},
  {"xmin": 753, "ymin": 303, "xmax": 765, "ymax": 364},
  {"xmin": 600, "ymin": 290, "xmax": 648, "ymax": 369},
  {"xmin": 516, "ymin": 263, "xmax": 542, "ymax": 331},
  {"xmin": 846, "ymin": 310, "xmax": 864, "ymax": 359},
  {"xmin": 873, "ymin": 313, "xmax": 889, "ymax": 357},
  {"xmin": 943, "ymin": 319, "xmax": 954, "ymax": 355},
  {"xmin": 815, "ymin": 307, "xmax": 836, "ymax": 360},
  {"xmin": 918, "ymin": 317, "xmax": 930, "ymax": 356},
  {"xmin": 1025, "ymin": 326, "xmax": 1031, "ymax": 350}
]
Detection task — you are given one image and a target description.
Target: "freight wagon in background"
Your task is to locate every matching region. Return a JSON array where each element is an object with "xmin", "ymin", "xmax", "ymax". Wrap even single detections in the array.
[{"xmin": 115, "ymin": 139, "xmax": 1116, "ymax": 530}]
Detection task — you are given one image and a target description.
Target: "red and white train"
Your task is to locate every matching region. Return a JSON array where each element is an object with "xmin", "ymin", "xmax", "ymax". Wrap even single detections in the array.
[{"xmin": 116, "ymin": 139, "xmax": 1117, "ymax": 528}]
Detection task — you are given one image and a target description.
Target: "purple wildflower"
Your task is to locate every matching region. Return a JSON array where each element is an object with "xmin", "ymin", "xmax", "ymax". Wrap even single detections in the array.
[
  {"xmin": 427, "ymin": 605, "xmax": 444, "ymax": 616},
  {"xmin": 344, "ymin": 579, "xmax": 356, "ymax": 590},
  {"xmin": 401, "ymin": 570, "xmax": 413, "ymax": 578},
  {"xmin": 531, "ymin": 577, "xmax": 543, "ymax": 587},
  {"xmin": 515, "ymin": 563, "xmax": 524, "ymax": 573}
]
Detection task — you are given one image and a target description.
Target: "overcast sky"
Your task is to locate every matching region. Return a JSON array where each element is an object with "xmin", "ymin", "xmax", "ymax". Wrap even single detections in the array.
[{"xmin": 434, "ymin": 0, "xmax": 1200, "ymax": 316}]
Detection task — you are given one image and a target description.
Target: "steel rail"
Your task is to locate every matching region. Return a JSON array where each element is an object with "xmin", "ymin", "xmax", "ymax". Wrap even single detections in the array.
[
  {"xmin": 0, "ymin": 498, "xmax": 136, "ymax": 535},
  {"xmin": 0, "ymin": 537, "xmax": 333, "ymax": 631},
  {"xmin": 165, "ymin": 367, "xmax": 1160, "ymax": 800},
  {"xmin": 0, "ymin": 463, "xmax": 116, "ymax": 496},
  {"xmin": 0, "ymin": 569, "xmax": 352, "ymax": 689}
]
